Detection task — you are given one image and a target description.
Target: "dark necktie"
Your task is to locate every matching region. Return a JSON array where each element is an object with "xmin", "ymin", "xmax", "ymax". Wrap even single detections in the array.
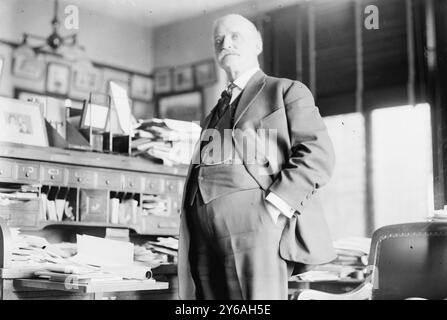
[
  {"xmin": 209, "ymin": 83, "xmax": 236, "ymax": 129},
  {"xmin": 198, "ymin": 83, "xmax": 236, "ymax": 162}
]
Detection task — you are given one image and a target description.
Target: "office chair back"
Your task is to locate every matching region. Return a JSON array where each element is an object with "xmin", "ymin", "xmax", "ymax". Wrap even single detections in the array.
[{"xmin": 368, "ymin": 221, "xmax": 447, "ymax": 300}]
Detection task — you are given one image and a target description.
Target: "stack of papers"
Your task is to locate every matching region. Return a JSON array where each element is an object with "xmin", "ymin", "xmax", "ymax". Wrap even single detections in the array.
[
  {"xmin": 132, "ymin": 118, "xmax": 201, "ymax": 165},
  {"xmin": 141, "ymin": 195, "xmax": 168, "ymax": 217},
  {"xmin": 35, "ymin": 268, "xmax": 122, "ymax": 284},
  {"xmin": 332, "ymin": 237, "xmax": 371, "ymax": 266},
  {"xmin": 134, "ymin": 245, "xmax": 167, "ymax": 267},
  {"xmin": 143, "ymin": 237, "xmax": 178, "ymax": 258},
  {"xmin": 9, "ymin": 229, "xmax": 78, "ymax": 268}
]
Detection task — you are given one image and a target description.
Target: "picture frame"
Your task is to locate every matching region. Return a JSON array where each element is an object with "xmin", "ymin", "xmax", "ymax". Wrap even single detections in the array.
[
  {"xmin": 71, "ymin": 65, "xmax": 101, "ymax": 93},
  {"xmin": 14, "ymin": 88, "xmax": 84, "ymax": 117},
  {"xmin": 79, "ymin": 189, "xmax": 108, "ymax": 223},
  {"xmin": 0, "ymin": 96, "xmax": 48, "ymax": 147},
  {"xmin": 12, "ymin": 54, "xmax": 46, "ymax": 80},
  {"xmin": 80, "ymin": 100, "xmax": 110, "ymax": 131},
  {"xmin": 46, "ymin": 62, "xmax": 71, "ymax": 95},
  {"xmin": 130, "ymin": 74, "xmax": 153, "ymax": 101},
  {"xmin": 157, "ymin": 91, "xmax": 203, "ymax": 122},
  {"xmin": 153, "ymin": 68, "xmax": 172, "ymax": 94},
  {"xmin": 173, "ymin": 65, "xmax": 194, "ymax": 92},
  {"xmin": 194, "ymin": 59, "xmax": 218, "ymax": 87}
]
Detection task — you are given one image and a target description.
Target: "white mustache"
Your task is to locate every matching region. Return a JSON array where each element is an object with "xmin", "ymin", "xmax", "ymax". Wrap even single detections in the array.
[{"xmin": 219, "ymin": 50, "xmax": 239, "ymax": 59}]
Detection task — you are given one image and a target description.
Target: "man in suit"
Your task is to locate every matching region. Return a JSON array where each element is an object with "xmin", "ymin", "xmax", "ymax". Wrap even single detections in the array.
[{"xmin": 178, "ymin": 13, "xmax": 336, "ymax": 300}]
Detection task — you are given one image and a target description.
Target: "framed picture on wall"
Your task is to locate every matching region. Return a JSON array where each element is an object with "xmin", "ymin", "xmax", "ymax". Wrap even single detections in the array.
[
  {"xmin": 130, "ymin": 74, "xmax": 153, "ymax": 101},
  {"xmin": 173, "ymin": 65, "xmax": 194, "ymax": 92},
  {"xmin": 0, "ymin": 96, "xmax": 48, "ymax": 147},
  {"xmin": 12, "ymin": 54, "xmax": 46, "ymax": 80},
  {"xmin": 157, "ymin": 91, "xmax": 203, "ymax": 122},
  {"xmin": 153, "ymin": 68, "xmax": 172, "ymax": 94},
  {"xmin": 71, "ymin": 66, "xmax": 102, "ymax": 93},
  {"xmin": 46, "ymin": 62, "xmax": 71, "ymax": 95},
  {"xmin": 194, "ymin": 59, "xmax": 218, "ymax": 87}
]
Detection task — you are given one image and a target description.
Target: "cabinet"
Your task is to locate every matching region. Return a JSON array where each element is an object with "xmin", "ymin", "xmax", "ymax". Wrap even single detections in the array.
[{"xmin": 0, "ymin": 142, "xmax": 188, "ymax": 235}]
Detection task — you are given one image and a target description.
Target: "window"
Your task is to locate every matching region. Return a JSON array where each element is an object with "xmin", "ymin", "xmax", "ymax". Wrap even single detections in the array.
[
  {"xmin": 321, "ymin": 113, "xmax": 366, "ymax": 240},
  {"xmin": 321, "ymin": 104, "xmax": 433, "ymax": 239},
  {"xmin": 371, "ymin": 104, "xmax": 433, "ymax": 228}
]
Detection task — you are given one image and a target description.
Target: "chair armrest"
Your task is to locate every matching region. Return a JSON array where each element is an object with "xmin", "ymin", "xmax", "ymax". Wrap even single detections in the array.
[{"xmin": 296, "ymin": 282, "xmax": 373, "ymax": 300}]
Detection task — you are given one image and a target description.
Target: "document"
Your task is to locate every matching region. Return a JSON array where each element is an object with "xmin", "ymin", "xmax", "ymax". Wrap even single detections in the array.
[
  {"xmin": 109, "ymin": 81, "xmax": 133, "ymax": 135},
  {"xmin": 71, "ymin": 234, "xmax": 134, "ymax": 267}
]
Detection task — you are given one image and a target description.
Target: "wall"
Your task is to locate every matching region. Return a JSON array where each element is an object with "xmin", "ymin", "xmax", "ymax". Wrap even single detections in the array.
[{"xmin": 0, "ymin": 0, "xmax": 153, "ymax": 97}]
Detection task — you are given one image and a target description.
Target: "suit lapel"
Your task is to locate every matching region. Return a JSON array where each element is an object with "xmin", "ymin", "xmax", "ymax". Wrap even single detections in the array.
[{"xmin": 233, "ymin": 70, "xmax": 266, "ymax": 128}]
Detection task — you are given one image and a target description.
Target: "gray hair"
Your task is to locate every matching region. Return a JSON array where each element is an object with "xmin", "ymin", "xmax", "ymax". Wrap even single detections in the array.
[{"xmin": 212, "ymin": 14, "xmax": 263, "ymax": 52}]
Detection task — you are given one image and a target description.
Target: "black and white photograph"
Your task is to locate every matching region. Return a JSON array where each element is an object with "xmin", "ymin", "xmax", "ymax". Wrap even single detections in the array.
[
  {"xmin": 46, "ymin": 62, "xmax": 71, "ymax": 95},
  {"xmin": 1, "ymin": 0, "xmax": 447, "ymax": 311},
  {"xmin": 172, "ymin": 65, "xmax": 194, "ymax": 92},
  {"xmin": 194, "ymin": 59, "xmax": 218, "ymax": 87},
  {"xmin": 154, "ymin": 67, "xmax": 172, "ymax": 94}
]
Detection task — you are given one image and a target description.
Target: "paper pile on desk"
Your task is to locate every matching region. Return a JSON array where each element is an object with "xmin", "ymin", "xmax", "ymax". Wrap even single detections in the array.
[
  {"xmin": 33, "ymin": 235, "xmax": 154, "ymax": 283},
  {"xmin": 132, "ymin": 118, "xmax": 201, "ymax": 165},
  {"xmin": 333, "ymin": 237, "xmax": 371, "ymax": 266},
  {"xmin": 70, "ymin": 234, "xmax": 134, "ymax": 267},
  {"xmin": 9, "ymin": 228, "xmax": 77, "ymax": 268},
  {"xmin": 292, "ymin": 237, "xmax": 371, "ymax": 282},
  {"xmin": 143, "ymin": 237, "xmax": 178, "ymax": 258}
]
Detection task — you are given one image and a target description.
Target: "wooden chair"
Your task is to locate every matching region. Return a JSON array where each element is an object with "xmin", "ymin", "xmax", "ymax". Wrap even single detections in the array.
[{"xmin": 296, "ymin": 221, "xmax": 447, "ymax": 300}]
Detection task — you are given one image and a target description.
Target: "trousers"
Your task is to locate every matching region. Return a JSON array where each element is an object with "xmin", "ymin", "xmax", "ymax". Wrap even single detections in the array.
[{"xmin": 185, "ymin": 188, "xmax": 294, "ymax": 300}]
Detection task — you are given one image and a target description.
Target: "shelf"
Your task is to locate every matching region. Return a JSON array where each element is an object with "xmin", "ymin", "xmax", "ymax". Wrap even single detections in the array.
[
  {"xmin": 13, "ymin": 278, "xmax": 169, "ymax": 293},
  {"xmin": 38, "ymin": 221, "xmax": 139, "ymax": 232},
  {"xmin": 0, "ymin": 142, "xmax": 189, "ymax": 176}
]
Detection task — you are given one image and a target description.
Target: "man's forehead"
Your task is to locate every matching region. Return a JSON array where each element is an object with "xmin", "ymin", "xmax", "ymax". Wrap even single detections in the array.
[{"xmin": 214, "ymin": 16, "xmax": 255, "ymax": 35}]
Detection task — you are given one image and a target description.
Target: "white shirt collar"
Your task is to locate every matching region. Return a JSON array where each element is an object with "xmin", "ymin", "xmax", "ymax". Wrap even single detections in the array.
[{"xmin": 230, "ymin": 66, "xmax": 260, "ymax": 91}]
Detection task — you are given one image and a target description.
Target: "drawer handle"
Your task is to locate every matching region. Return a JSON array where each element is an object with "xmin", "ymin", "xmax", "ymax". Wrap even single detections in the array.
[
  {"xmin": 129, "ymin": 182, "xmax": 134, "ymax": 187},
  {"xmin": 25, "ymin": 172, "xmax": 30, "ymax": 178},
  {"xmin": 168, "ymin": 184, "xmax": 174, "ymax": 191},
  {"xmin": 77, "ymin": 177, "xmax": 82, "ymax": 182},
  {"xmin": 105, "ymin": 180, "xmax": 110, "ymax": 185},
  {"xmin": 50, "ymin": 175, "xmax": 55, "ymax": 180},
  {"xmin": 0, "ymin": 169, "xmax": 3, "ymax": 175}
]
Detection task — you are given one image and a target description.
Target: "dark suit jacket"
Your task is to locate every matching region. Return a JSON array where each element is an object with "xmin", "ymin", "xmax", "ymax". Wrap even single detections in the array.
[{"xmin": 178, "ymin": 70, "xmax": 336, "ymax": 299}]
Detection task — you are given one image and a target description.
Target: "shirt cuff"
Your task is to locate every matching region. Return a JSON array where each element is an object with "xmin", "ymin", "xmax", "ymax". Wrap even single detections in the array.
[{"xmin": 265, "ymin": 192, "xmax": 296, "ymax": 219}]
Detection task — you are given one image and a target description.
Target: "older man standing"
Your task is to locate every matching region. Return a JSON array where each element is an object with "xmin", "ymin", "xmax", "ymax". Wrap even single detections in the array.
[{"xmin": 178, "ymin": 14, "xmax": 336, "ymax": 300}]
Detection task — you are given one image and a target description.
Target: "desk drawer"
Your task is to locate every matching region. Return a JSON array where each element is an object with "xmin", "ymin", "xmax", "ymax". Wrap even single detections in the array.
[
  {"xmin": 123, "ymin": 174, "xmax": 142, "ymax": 192},
  {"xmin": 41, "ymin": 165, "xmax": 66, "ymax": 185},
  {"xmin": 165, "ymin": 179, "xmax": 181, "ymax": 194},
  {"xmin": 16, "ymin": 163, "xmax": 40, "ymax": 182},
  {"xmin": 140, "ymin": 215, "xmax": 179, "ymax": 235},
  {"xmin": 97, "ymin": 171, "xmax": 122, "ymax": 190},
  {"xmin": 144, "ymin": 176, "xmax": 164, "ymax": 194},
  {"xmin": 0, "ymin": 160, "xmax": 14, "ymax": 180},
  {"xmin": 68, "ymin": 168, "xmax": 96, "ymax": 187}
]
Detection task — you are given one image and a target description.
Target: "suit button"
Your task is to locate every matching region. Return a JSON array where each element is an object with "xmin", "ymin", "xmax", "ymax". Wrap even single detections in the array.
[
  {"xmin": 306, "ymin": 194, "xmax": 310, "ymax": 200},
  {"xmin": 199, "ymin": 176, "xmax": 204, "ymax": 181},
  {"xmin": 311, "ymin": 190, "xmax": 316, "ymax": 195},
  {"xmin": 300, "ymin": 201, "xmax": 304, "ymax": 206}
]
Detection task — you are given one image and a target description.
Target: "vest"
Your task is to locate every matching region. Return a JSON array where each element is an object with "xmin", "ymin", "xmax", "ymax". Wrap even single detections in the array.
[{"xmin": 185, "ymin": 95, "xmax": 259, "ymax": 206}]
